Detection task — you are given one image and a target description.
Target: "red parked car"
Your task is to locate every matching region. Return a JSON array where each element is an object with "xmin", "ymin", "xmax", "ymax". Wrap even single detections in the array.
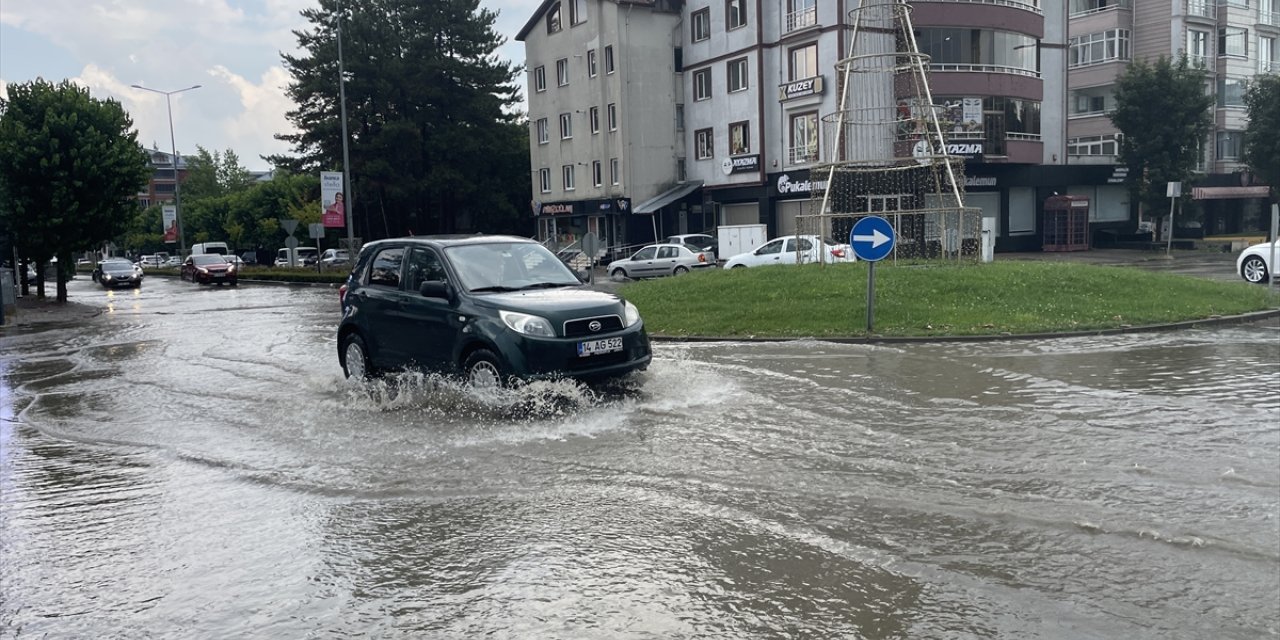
[{"xmin": 181, "ymin": 254, "xmax": 238, "ymax": 286}]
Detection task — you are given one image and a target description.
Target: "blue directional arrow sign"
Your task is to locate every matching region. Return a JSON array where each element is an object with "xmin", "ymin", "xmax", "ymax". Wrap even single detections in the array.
[{"xmin": 849, "ymin": 215, "xmax": 896, "ymax": 262}]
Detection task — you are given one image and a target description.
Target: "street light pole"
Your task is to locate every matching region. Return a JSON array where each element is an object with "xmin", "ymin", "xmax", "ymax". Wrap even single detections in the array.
[
  {"xmin": 337, "ymin": 4, "xmax": 355, "ymax": 250},
  {"xmin": 131, "ymin": 84, "xmax": 201, "ymax": 257}
]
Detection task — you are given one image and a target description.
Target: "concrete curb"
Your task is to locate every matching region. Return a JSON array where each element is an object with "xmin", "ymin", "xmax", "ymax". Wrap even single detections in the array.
[{"xmin": 649, "ymin": 308, "xmax": 1280, "ymax": 344}]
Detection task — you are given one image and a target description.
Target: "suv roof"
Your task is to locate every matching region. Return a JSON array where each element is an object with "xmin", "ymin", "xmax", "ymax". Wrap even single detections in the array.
[{"xmin": 359, "ymin": 234, "xmax": 533, "ymax": 252}]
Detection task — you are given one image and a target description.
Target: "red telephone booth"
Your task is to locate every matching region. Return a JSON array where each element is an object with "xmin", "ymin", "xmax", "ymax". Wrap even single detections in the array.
[{"xmin": 1043, "ymin": 195, "xmax": 1090, "ymax": 252}]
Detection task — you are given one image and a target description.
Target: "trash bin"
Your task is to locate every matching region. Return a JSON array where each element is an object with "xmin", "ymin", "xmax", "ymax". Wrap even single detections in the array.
[{"xmin": 0, "ymin": 267, "xmax": 15, "ymax": 325}]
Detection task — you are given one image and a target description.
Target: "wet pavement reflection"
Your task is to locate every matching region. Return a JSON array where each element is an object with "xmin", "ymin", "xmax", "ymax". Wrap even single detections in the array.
[{"xmin": 1, "ymin": 276, "xmax": 1277, "ymax": 639}]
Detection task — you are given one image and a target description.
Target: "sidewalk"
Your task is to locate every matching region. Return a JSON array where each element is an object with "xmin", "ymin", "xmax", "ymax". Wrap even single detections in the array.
[{"xmin": 1, "ymin": 292, "xmax": 103, "ymax": 330}]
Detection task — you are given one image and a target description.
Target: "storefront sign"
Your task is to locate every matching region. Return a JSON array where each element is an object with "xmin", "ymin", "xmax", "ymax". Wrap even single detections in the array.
[
  {"xmin": 913, "ymin": 140, "xmax": 984, "ymax": 161},
  {"xmin": 775, "ymin": 173, "xmax": 829, "ymax": 195},
  {"xmin": 778, "ymin": 76, "xmax": 824, "ymax": 101},
  {"xmin": 531, "ymin": 201, "xmax": 576, "ymax": 216},
  {"xmin": 965, "ymin": 175, "xmax": 997, "ymax": 187},
  {"xmin": 721, "ymin": 155, "xmax": 761, "ymax": 175},
  {"xmin": 1107, "ymin": 166, "xmax": 1129, "ymax": 184}
]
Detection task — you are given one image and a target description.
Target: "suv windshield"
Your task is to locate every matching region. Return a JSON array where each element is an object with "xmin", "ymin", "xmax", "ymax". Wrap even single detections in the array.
[{"xmin": 446, "ymin": 242, "xmax": 579, "ymax": 292}]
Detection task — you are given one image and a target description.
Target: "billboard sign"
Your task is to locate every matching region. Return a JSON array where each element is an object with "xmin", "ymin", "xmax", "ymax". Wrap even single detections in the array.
[
  {"xmin": 162, "ymin": 205, "xmax": 177, "ymax": 243},
  {"xmin": 321, "ymin": 171, "xmax": 345, "ymax": 228}
]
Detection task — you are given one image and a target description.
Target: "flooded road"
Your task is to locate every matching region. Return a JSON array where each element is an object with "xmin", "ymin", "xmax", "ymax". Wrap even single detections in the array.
[{"xmin": 2, "ymin": 276, "xmax": 1277, "ymax": 639}]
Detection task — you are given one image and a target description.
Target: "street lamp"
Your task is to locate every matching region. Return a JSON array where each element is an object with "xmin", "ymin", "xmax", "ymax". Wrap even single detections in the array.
[{"xmin": 131, "ymin": 84, "xmax": 202, "ymax": 256}]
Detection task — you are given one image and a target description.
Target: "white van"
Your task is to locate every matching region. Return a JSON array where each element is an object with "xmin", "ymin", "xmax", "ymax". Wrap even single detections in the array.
[
  {"xmin": 191, "ymin": 242, "xmax": 229, "ymax": 256},
  {"xmin": 275, "ymin": 247, "xmax": 319, "ymax": 267}
]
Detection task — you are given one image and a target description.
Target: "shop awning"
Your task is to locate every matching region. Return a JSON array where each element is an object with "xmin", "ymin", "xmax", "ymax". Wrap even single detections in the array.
[
  {"xmin": 633, "ymin": 180, "xmax": 703, "ymax": 214},
  {"xmin": 1191, "ymin": 186, "xmax": 1271, "ymax": 200}
]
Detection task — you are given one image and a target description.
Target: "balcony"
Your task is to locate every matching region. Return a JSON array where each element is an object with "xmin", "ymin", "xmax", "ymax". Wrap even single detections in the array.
[
  {"xmin": 1261, "ymin": 10, "xmax": 1280, "ymax": 25},
  {"xmin": 921, "ymin": 0, "xmax": 1043, "ymax": 13},
  {"xmin": 785, "ymin": 6, "xmax": 817, "ymax": 33},
  {"xmin": 1186, "ymin": 0, "xmax": 1215, "ymax": 18},
  {"xmin": 931, "ymin": 63, "xmax": 1041, "ymax": 78},
  {"xmin": 1070, "ymin": 0, "xmax": 1131, "ymax": 18},
  {"xmin": 787, "ymin": 144, "xmax": 818, "ymax": 165}
]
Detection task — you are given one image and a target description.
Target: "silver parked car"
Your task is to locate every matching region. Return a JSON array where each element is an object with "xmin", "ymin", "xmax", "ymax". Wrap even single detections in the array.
[{"xmin": 607, "ymin": 243, "xmax": 716, "ymax": 280}]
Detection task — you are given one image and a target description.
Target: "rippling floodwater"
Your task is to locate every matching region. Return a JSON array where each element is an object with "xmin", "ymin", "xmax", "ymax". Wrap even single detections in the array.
[{"xmin": 2, "ymin": 278, "xmax": 1277, "ymax": 639}]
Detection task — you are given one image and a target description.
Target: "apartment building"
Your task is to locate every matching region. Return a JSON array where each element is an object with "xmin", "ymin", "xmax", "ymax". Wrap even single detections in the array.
[
  {"xmin": 517, "ymin": 0, "xmax": 687, "ymax": 254},
  {"xmin": 1068, "ymin": 0, "xmax": 1278, "ymax": 236},
  {"xmin": 137, "ymin": 148, "xmax": 188, "ymax": 210}
]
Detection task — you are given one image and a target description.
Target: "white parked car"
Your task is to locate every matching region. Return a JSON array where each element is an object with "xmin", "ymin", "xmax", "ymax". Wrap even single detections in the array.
[
  {"xmin": 723, "ymin": 235, "xmax": 856, "ymax": 269},
  {"xmin": 606, "ymin": 243, "xmax": 715, "ymax": 280},
  {"xmin": 1236, "ymin": 240, "xmax": 1277, "ymax": 284}
]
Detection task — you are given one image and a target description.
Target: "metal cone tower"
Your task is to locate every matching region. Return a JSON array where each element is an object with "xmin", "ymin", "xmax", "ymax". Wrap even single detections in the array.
[{"xmin": 797, "ymin": 0, "xmax": 981, "ymax": 262}]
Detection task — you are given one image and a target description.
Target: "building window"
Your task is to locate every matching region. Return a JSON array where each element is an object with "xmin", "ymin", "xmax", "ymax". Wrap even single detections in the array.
[
  {"xmin": 789, "ymin": 43, "xmax": 818, "ymax": 81},
  {"xmin": 1216, "ymin": 130, "xmax": 1244, "ymax": 159},
  {"xmin": 727, "ymin": 0, "xmax": 747, "ymax": 29},
  {"xmin": 676, "ymin": 104, "xmax": 685, "ymax": 131},
  {"xmin": 608, "ymin": 103, "xmax": 618, "ymax": 130},
  {"xmin": 918, "ymin": 28, "xmax": 1039, "ymax": 73},
  {"xmin": 694, "ymin": 68, "xmax": 711, "ymax": 101},
  {"xmin": 786, "ymin": 0, "xmax": 817, "ymax": 33},
  {"xmin": 588, "ymin": 49, "xmax": 598, "ymax": 77},
  {"xmin": 1069, "ymin": 0, "xmax": 1131, "ymax": 15},
  {"xmin": 1260, "ymin": 35, "xmax": 1276, "ymax": 72},
  {"xmin": 556, "ymin": 58, "xmax": 570, "ymax": 86},
  {"xmin": 1219, "ymin": 27, "xmax": 1247, "ymax": 57},
  {"xmin": 789, "ymin": 112, "xmax": 818, "ymax": 164},
  {"xmin": 534, "ymin": 66, "xmax": 546, "ymax": 92},
  {"xmin": 547, "ymin": 2, "xmax": 562, "ymax": 33},
  {"xmin": 1067, "ymin": 134, "xmax": 1122, "ymax": 157},
  {"xmin": 1218, "ymin": 77, "xmax": 1247, "ymax": 107},
  {"xmin": 562, "ymin": 165, "xmax": 575, "ymax": 190},
  {"xmin": 539, "ymin": 168, "xmax": 552, "ymax": 193},
  {"xmin": 605, "ymin": 45, "xmax": 615, "ymax": 73},
  {"xmin": 560, "ymin": 113, "xmax": 572, "ymax": 139},
  {"xmin": 592, "ymin": 160, "xmax": 603, "ymax": 187},
  {"xmin": 728, "ymin": 57, "xmax": 748, "ymax": 92},
  {"xmin": 570, "ymin": 0, "xmax": 586, "ymax": 25},
  {"xmin": 695, "ymin": 128, "xmax": 714, "ymax": 160},
  {"xmin": 729, "ymin": 121, "xmax": 750, "ymax": 154},
  {"xmin": 1069, "ymin": 29, "xmax": 1132, "ymax": 67},
  {"xmin": 692, "ymin": 8, "xmax": 711, "ymax": 42},
  {"xmin": 1069, "ymin": 87, "xmax": 1114, "ymax": 116},
  {"xmin": 536, "ymin": 118, "xmax": 549, "ymax": 144},
  {"xmin": 610, "ymin": 158, "xmax": 619, "ymax": 184},
  {"xmin": 677, "ymin": 158, "xmax": 687, "ymax": 182},
  {"xmin": 590, "ymin": 106, "xmax": 600, "ymax": 134},
  {"xmin": 1187, "ymin": 29, "xmax": 1210, "ymax": 67}
]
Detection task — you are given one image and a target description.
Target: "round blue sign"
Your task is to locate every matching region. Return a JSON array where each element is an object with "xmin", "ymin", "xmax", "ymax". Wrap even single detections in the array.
[{"xmin": 849, "ymin": 216, "xmax": 896, "ymax": 262}]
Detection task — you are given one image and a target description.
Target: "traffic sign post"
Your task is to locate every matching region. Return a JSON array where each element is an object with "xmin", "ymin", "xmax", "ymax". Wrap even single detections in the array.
[
  {"xmin": 581, "ymin": 232, "xmax": 599, "ymax": 284},
  {"xmin": 849, "ymin": 216, "xmax": 897, "ymax": 332}
]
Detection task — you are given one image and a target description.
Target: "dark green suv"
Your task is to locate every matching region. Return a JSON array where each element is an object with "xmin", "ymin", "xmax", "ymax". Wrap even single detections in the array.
[{"xmin": 337, "ymin": 235, "xmax": 652, "ymax": 386}]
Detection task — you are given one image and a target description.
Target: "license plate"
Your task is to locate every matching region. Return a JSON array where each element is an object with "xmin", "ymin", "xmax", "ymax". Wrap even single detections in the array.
[{"xmin": 577, "ymin": 337, "xmax": 623, "ymax": 357}]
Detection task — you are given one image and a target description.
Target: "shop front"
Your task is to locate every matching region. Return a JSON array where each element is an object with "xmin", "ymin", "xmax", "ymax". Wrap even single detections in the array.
[{"xmin": 532, "ymin": 197, "xmax": 632, "ymax": 258}]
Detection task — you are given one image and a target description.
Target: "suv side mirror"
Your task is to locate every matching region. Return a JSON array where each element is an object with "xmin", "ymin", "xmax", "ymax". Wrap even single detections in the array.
[{"xmin": 419, "ymin": 280, "xmax": 454, "ymax": 301}]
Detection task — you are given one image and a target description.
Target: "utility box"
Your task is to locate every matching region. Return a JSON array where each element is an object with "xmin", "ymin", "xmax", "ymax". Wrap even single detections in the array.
[
  {"xmin": 717, "ymin": 224, "xmax": 768, "ymax": 261},
  {"xmin": 1043, "ymin": 195, "xmax": 1090, "ymax": 252}
]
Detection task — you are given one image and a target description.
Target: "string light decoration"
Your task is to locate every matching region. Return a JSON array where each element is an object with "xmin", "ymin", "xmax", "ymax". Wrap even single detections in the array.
[{"xmin": 795, "ymin": 0, "xmax": 983, "ymax": 263}]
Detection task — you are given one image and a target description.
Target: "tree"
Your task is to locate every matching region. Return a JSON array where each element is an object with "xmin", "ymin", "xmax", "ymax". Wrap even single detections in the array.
[
  {"xmin": 182, "ymin": 146, "xmax": 255, "ymax": 202},
  {"xmin": 1110, "ymin": 56, "xmax": 1214, "ymax": 222},
  {"xmin": 271, "ymin": 0, "xmax": 528, "ymax": 240},
  {"xmin": 1243, "ymin": 74, "xmax": 1280, "ymax": 204},
  {"xmin": 0, "ymin": 79, "xmax": 150, "ymax": 301}
]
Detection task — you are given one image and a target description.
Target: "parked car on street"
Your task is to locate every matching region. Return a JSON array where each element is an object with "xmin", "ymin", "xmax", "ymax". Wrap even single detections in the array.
[
  {"xmin": 606, "ymin": 243, "xmax": 716, "ymax": 280},
  {"xmin": 181, "ymin": 254, "xmax": 238, "ymax": 285},
  {"xmin": 337, "ymin": 235, "xmax": 651, "ymax": 387},
  {"xmin": 92, "ymin": 258, "xmax": 143, "ymax": 289},
  {"xmin": 665, "ymin": 233, "xmax": 719, "ymax": 262},
  {"xmin": 723, "ymin": 235, "xmax": 856, "ymax": 269},
  {"xmin": 162, "ymin": 256, "xmax": 183, "ymax": 268},
  {"xmin": 320, "ymin": 249, "xmax": 351, "ymax": 268},
  {"xmin": 223, "ymin": 255, "xmax": 246, "ymax": 268},
  {"xmin": 1237, "ymin": 240, "xmax": 1277, "ymax": 284}
]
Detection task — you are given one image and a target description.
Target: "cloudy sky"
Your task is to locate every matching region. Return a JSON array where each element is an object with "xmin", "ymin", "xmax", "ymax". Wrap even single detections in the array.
[{"xmin": 0, "ymin": 0, "xmax": 541, "ymax": 170}]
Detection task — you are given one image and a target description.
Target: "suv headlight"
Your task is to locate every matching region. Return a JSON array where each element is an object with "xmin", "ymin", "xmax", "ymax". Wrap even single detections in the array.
[
  {"xmin": 499, "ymin": 310, "xmax": 555, "ymax": 337},
  {"xmin": 623, "ymin": 300, "xmax": 642, "ymax": 327}
]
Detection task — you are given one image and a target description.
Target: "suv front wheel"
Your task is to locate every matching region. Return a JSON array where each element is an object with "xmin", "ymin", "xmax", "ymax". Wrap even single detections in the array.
[{"xmin": 463, "ymin": 349, "xmax": 506, "ymax": 389}]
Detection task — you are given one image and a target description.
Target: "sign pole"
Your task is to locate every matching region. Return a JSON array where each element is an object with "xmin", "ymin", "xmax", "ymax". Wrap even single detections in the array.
[
  {"xmin": 1166, "ymin": 181, "xmax": 1181, "ymax": 257},
  {"xmin": 1271, "ymin": 203, "xmax": 1278, "ymax": 292},
  {"xmin": 866, "ymin": 261, "xmax": 876, "ymax": 332}
]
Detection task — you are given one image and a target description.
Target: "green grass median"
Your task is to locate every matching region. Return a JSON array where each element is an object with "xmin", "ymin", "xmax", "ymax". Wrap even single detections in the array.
[{"xmin": 619, "ymin": 261, "xmax": 1280, "ymax": 338}]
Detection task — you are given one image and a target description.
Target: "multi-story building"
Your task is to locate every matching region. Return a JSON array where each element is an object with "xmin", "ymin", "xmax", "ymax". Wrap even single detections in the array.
[
  {"xmin": 137, "ymin": 148, "xmax": 188, "ymax": 210},
  {"xmin": 1067, "ymin": 0, "xmax": 1278, "ymax": 236},
  {"xmin": 517, "ymin": 0, "xmax": 688, "ymax": 256}
]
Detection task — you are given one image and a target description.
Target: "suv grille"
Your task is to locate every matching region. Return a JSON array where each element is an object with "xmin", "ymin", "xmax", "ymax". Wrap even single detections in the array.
[{"xmin": 563, "ymin": 315, "xmax": 623, "ymax": 338}]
